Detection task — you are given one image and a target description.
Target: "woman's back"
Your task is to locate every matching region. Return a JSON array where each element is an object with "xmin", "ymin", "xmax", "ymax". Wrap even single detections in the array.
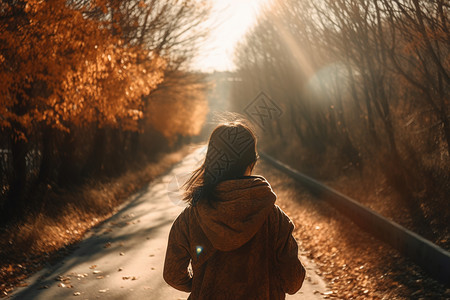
[{"xmin": 163, "ymin": 175, "xmax": 305, "ymax": 299}]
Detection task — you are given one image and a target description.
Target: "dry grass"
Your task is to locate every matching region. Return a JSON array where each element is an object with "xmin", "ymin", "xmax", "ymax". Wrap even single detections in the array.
[
  {"xmin": 319, "ymin": 153, "xmax": 450, "ymax": 251},
  {"xmin": 0, "ymin": 144, "xmax": 193, "ymax": 297},
  {"xmin": 260, "ymin": 130, "xmax": 450, "ymax": 251},
  {"xmin": 259, "ymin": 161, "xmax": 449, "ymax": 299}
]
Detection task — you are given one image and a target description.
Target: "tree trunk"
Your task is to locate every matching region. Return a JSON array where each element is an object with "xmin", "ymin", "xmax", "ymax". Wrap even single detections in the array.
[
  {"xmin": 38, "ymin": 125, "xmax": 57, "ymax": 183},
  {"xmin": 2, "ymin": 132, "xmax": 28, "ymax": 223},
  {"xmin": 83, "ymin": 126, "xmax": 106, "ymax": 177},
  {"xmin": 439, "ymin": 107, "xmax": 450, "ymax": 156},
  {"xmin": 109, "ymin": 128, "xmax": 126, "ymax": 175},
  {"xmin": 59, "ymin": 129, "xmax": 80, "ymax": 186}
]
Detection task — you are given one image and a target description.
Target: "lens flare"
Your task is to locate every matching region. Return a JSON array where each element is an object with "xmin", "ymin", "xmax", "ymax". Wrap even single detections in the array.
[{"xmin": 196, "ymin": 245, "xmax": 203, "ymax": 256}]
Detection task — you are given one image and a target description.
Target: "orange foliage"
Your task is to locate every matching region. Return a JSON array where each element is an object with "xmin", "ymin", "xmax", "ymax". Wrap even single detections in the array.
[
  {"xmin": 0, "ymin": 0, "xmax": 165, "ymax": 136},
  {"xmin": 146, "ymin": 80, "xmax": 208, "ymax": 142}
]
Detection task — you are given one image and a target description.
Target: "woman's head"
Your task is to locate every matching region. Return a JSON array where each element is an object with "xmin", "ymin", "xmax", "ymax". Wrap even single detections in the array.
[{"xmin": 183, "ymin": 120, "xmax": 258, "ymax": 206}]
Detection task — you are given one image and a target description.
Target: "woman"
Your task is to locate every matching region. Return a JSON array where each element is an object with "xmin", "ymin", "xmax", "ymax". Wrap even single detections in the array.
[{"xmin": 163, "ymin": 121, "xmax": 305, "ymax": 299}]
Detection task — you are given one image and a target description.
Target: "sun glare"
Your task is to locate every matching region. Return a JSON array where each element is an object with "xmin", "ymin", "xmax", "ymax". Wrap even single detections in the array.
[{"xmin": 193, "ymin": 0, "xmax": 270, "ymax": 72}]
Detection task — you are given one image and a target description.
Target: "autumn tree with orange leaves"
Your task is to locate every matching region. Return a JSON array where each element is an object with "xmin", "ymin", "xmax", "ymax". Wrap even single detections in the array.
[{"xmin": 0, "ymin": 0, "xmax": 210, "ymax": 220}]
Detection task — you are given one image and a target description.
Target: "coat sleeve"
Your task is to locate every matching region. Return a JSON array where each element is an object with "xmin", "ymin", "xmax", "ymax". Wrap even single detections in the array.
[
  {"xmin": 163, "ymin": 210, "xmax": 193, "ymax": 292},
  {"xmin": 273, "ymin": 206, "xmax": 306, "ymax": 294}
]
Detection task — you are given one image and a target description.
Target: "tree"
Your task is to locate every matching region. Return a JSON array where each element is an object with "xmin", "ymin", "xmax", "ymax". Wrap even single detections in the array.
[{"xmin": 0, "ymin": 0, "xmax": 210, "ymax": 219}]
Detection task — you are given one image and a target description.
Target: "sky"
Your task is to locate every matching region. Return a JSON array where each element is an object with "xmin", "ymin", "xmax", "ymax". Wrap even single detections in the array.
[{"xmin": 191, "ymin": 0, "xmax": 270, "ymax": 72}]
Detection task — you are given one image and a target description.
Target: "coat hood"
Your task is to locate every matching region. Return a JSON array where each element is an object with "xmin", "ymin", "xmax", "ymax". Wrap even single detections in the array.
[{"xmin": 194, "ymin": 175, "xmax": 276, "ymax": 251}]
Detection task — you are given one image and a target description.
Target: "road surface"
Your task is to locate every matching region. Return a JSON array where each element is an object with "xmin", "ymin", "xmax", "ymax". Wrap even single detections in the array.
[{"xmin": 12, "ymin": 146, "xmax": 329, "ymax": 299}]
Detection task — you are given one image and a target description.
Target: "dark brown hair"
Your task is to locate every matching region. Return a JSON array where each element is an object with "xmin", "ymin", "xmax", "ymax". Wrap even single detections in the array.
[{"xmin": 183, "ymin": 120, "xmax": 258, "ymax": 206}]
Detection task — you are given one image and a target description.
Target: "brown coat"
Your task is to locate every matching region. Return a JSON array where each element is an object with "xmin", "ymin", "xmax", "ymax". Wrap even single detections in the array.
[{"xmin": 163, "ymin": 175, "xmax": 305, "ymax": 299}]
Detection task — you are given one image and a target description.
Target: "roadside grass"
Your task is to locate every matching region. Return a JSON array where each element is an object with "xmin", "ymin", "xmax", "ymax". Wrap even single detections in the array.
[
  {"xmin": 261, "ymin": 161, "xmax": 448, "ymax": 299},
  {"xmin": 261, "ymin": 133, "xmax": 450, "ymax": 251},
  {"xmin": 0, "ymin": 144, "xmax": 193, "ymax": 297}
]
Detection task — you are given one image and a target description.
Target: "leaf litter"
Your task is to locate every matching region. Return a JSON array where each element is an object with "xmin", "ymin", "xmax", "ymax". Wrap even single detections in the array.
[{"xmin": 261, "ymin": 162, "xmax": 449, "ymax": 299}]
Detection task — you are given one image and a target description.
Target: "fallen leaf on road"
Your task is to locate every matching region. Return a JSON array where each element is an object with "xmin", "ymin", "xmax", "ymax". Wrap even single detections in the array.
[
  {"xmin": 118, "ymin": 267, "xmax": 123, "ymax": 272},
  {"xmin": 122, "ymin": 276, "xmax": 131, "ymax": 280},
  {"xmin": 120, "ymin": 252, "xmax": 125, "ymax": 256},
  {"xmin": 104, "ymin": 242, "xmax": 111, "ymax": 248},
  {"xmin": 99, "ymin": 289, "xmax": 108, "ymax": 293},
  {"xmin": 57, "ymin": 276, "xmax": 72, "ymax": 283},
  {"xmin": 89, "ymin": 265, "xmax": 97, "ymax": 269},
  {"xmin": 96, "ymin": 275, "xmax": 104, "ymax": 279},
  {"xmin": 73, "ymin": 292, "xmax": 81, "ymax": 296},
  {"xmin": 93, "ymin": 270, "xmax": 102, "ymax": 274},
  {"xmin": 132, "ymin": 276, "xmax": 138, "ymax": 280}
]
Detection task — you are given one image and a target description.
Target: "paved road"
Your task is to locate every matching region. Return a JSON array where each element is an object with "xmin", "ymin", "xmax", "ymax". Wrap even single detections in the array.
[{"xmin": 12, "ymin": 146, "xmax": 328, "ymax": 299}]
